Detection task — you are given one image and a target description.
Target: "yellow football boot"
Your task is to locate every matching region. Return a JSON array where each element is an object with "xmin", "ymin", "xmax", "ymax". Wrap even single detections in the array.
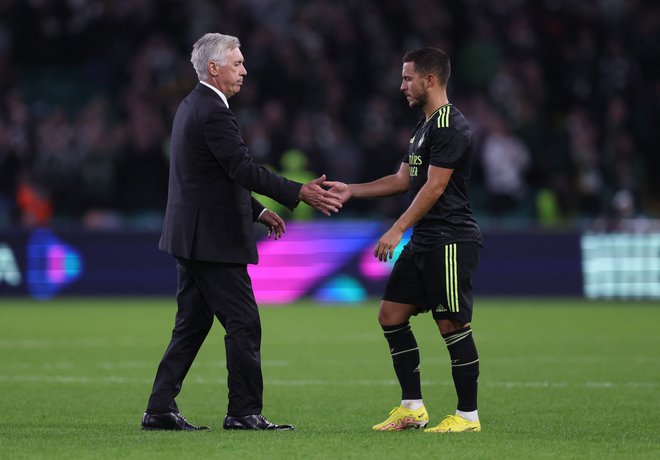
[
  {"xmin": 372, "ymin": 405, "xmax": 429, "ymax": 431},
  {"xmin": 424, "ymin": 414, "xmax": 481, "ymax": 433}
]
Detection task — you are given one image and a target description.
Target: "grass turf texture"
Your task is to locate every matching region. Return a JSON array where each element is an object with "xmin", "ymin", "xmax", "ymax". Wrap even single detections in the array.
[{"xmin": 0, "ymin": 297, "xmax": 658, "ymax": 459}]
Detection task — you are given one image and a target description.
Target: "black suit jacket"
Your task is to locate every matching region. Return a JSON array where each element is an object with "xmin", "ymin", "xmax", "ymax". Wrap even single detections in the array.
[{"xmin": 159, "ymin": 83, "xmax": 301, "ymax": 264}]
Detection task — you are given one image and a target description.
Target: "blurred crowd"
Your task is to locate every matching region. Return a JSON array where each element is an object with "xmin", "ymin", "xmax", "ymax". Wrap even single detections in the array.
[{"xmin": 0, "ymin": 0, "xmax": 658, "ymax": 231}]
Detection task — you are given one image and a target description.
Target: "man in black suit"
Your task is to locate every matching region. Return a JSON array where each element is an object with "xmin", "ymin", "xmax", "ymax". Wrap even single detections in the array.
[{"xmin": 141, "ymin": 33, "xmax": 343, "ymax": 432}]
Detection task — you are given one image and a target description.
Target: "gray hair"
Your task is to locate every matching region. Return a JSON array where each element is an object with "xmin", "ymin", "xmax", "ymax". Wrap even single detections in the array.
[{"xmin": 190, "ymin": 33, "xmax": 241, "ymax": 80}]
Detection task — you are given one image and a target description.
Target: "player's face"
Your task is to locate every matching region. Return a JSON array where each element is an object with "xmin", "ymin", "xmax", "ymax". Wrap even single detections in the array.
[
  {"xmin": 209, "ymin": 47, "xmax": 247, "ymax": 98},
  {"xmin": 400, "ymin": 62, "xmax": 428, "ymax": 108}
]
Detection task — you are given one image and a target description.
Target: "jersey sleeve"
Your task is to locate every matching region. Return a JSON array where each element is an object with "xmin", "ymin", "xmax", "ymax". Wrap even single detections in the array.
[{"xmin": 428, "ymin": 127, "xmax": 468, "ymax": 168}]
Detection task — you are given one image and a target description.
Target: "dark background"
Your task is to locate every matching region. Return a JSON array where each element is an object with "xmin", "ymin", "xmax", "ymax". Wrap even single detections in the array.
[{"xmin": 0, "ymin": 0, "xmax": 659, "ymax": 232}]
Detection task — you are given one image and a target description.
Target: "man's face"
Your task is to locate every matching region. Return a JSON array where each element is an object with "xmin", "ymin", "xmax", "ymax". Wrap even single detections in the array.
[
  {"xmin": 210, "ymin": 47, "xmax": 247, "ymax": 98},
  {"xmin": 400, "ymin": 62, "xmax": 428, "ymax": 108}
]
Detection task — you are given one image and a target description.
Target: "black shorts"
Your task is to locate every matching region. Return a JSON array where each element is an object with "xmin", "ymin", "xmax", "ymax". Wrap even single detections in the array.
[{"xmin": 382, "ymin": 242, "xmax": 481, "ymax": 322}]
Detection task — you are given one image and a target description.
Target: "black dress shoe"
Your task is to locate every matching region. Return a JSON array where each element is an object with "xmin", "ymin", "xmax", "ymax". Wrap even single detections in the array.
[
  {"xmin": 141, "ymin": 412, "xmax": 210, "ymax": 431},
  {"xmin": 223, "ymin": 414, "xmax": 294, "ymax": 431}
]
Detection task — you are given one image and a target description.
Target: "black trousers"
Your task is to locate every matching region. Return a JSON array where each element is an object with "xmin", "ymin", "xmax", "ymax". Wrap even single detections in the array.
[{"xmin": 146, "ymin": 257, "xmax": 263, "ymax": 417}]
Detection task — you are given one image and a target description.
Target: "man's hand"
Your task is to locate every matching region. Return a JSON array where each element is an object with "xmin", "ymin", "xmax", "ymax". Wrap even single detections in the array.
[
  {"xmin": 374, "ymin": 226, "xmax": 404, "ymax": 262},
  {"xmin": 321, "ymin": 180, "xmax": 351, "ymax": 204},
  {"xmin": 258, "ymin": 209, "xmax": 286, "ymax": 239},
  {"xmin": 298, "ymin": 174, "xmax": 343, "ymax": 216}
]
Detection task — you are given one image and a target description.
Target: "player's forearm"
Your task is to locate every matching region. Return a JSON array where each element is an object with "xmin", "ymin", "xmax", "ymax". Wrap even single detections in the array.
[
  {"xmin": 391, "ymin": 182, "xmax": 444, "ymax": 232},
  {"xmin": 349, "ymin": 174, "xmax": 408, "ymax": 199}
]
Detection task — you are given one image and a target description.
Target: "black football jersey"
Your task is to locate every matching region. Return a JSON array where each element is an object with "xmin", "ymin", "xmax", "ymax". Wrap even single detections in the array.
[{"xmin": 402, "ymin": 103, "xmax": 482, "ymax": 250}]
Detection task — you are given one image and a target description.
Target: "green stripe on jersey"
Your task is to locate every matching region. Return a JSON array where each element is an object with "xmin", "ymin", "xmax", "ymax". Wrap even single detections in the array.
[{"xmin": 437, "ymin": 105, "xmax": 451, "ymax": 128}]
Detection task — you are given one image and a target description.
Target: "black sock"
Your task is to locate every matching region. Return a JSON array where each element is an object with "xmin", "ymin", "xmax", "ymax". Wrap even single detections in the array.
[
  {"xmin": 382, "ymin": 322, "xmax": 422, "ymax": 400},
  {"xmin": 442, "ymin": 326, "xmax": 479, "ymax": 412}
]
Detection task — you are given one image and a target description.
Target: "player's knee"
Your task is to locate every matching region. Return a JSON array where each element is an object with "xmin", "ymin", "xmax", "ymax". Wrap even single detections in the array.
[
  {"xmin": 436, "ymin": 319, "xmax": 470, "ymax": 335},
  {"xmin": 378, "ymin": 308, "xmax": 405, "ymax": 326},
  {"xmin": 377, "ymin": 309, "xmax": 389, "ymax": 326}
]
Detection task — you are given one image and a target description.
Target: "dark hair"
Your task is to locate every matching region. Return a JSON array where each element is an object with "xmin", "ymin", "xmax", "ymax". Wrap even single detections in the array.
[{"xmin": 403, "ymin": 47, "xmax": 451, "ymax": 86}]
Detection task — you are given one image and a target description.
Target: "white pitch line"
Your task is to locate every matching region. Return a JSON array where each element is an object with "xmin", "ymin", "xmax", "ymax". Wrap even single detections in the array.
[
  {"xmin": 0, "ymin": 375, "xmax": 153, "ymax": 385},
  {"xmin": 3, "ymin": 360, "xmax": 290, "ymax": 371},
  {"xmin": 0, "ymin": 375, "xmax": 656, "ymax": 389},
  {"xmin": 0, "ymin": 339, "xmax": 161, "ymax": 349}
]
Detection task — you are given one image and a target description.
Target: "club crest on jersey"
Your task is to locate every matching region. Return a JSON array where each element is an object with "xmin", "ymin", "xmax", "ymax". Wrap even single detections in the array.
[{"xmin": 417, "ymin": 133, "xmax": 425, "ymax": 147}]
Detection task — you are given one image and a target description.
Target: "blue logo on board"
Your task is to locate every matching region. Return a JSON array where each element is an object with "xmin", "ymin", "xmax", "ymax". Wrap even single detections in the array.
[{"xmin": 27, "ymin": 229, "xmax": 83, "ymax": 299}]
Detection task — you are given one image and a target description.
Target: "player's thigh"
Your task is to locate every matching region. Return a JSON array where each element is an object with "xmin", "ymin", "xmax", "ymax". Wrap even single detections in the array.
[
  {"xmin": 381, "ymin": 247, "xmax": 429, "ymax": 324},
  {"xmin": 421, "ymin": 242, "xmax": 480, "ymax": 323},
  {"xmin": 378, "ymin": 300, "xmax": 418, "ymax": 325}
]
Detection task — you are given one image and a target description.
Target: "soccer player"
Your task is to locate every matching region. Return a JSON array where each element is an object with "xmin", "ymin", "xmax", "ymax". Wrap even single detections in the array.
[{"xmin": 324, "ymin": 47, "xmax": 482, "ymax": 433}]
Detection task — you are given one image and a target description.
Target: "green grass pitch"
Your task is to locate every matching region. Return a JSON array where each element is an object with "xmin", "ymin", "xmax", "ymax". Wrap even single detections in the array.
[{"xmin": 0, "ymin": 297, "xmax": 658, "ymax": 459}]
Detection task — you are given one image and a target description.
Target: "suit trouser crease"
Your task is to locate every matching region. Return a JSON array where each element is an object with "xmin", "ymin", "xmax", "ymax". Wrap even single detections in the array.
[{"xmin": 147, "ymin": 258, "xmax": 263, "ymax": 416}]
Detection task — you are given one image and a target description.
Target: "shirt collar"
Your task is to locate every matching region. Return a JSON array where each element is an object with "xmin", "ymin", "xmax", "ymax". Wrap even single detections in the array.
[{"xmin": 199, "ymin": 81, "xmax": 229, "ymax": 108}]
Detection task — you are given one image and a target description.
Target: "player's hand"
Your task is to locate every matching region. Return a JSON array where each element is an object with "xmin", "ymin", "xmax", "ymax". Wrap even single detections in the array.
[
  {"xmin": 298, "ymin": 174, "xmax": 343, "ymax": 216},
  {"xmin": 258, "ymin": 209, "xmax": 286, "ymax": 239},
  {"xmin": 321, "ymin": 180, "xmax": 351, "ymax": 204},
  {"xmin": 374, "ymin": 227, "xmax": 403, "ymax": 262}
]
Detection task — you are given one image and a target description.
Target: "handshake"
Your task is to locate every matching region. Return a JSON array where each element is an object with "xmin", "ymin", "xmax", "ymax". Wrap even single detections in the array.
[
  {"xmin": 258, "ymin": 172, "xmax": 406, "ymax": 263},
  {"xmin": 297, "ymin": 174, "xmax": 348, "ymax": 217},
  {"xmin": 257, "ymin": 174, "xmax": 349, "ymax": 240}
]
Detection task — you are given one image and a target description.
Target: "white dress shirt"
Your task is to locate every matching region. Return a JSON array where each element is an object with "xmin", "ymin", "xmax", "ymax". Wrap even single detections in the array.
[{"xmin": 199, "ymin": 80, "xmax": 229, "ymax": 109}]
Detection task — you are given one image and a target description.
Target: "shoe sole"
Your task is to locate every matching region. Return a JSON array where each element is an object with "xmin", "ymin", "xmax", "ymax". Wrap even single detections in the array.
[
  {"xmin": 407, "ymin": 422, "xmax": 428, "ymax": 430},
  {"xmin": 142, "ymin": 426, "xmax": 210, "ymax": 431},
  {"xmin": 223, "ymin": 426, "xmax": 295, "ymax": 431},
  {"xmin": 424, "ymin": 427, "xmax": 481, "ymax": 433},
  {"xmin": 373, "ymin": 422, "xmax": 428, "ymax": 431}
]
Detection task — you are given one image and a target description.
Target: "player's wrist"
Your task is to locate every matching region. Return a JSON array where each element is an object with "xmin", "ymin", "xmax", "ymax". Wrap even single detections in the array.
[
  {"xmin": 345, "ymin": 184, "xmax": 355, "ymax": 199},
  {"xmin": 392, "ymin": 220, "xmax": 408, "ymax": 234}
]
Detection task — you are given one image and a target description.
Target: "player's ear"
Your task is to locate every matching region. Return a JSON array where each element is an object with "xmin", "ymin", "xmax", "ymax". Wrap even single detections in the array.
[{"xmin": 426, "ymin": 74, "xmax": 435, "ymax": 89}]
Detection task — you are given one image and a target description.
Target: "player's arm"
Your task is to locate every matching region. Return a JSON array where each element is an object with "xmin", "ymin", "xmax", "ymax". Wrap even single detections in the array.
[
  {"xmin": 374, "ymin": 164, "xmax": 453, "ymax": 261},
  {"xmin": 323, "ymin": 162, "xmax": 410, "ymax": 204}
]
